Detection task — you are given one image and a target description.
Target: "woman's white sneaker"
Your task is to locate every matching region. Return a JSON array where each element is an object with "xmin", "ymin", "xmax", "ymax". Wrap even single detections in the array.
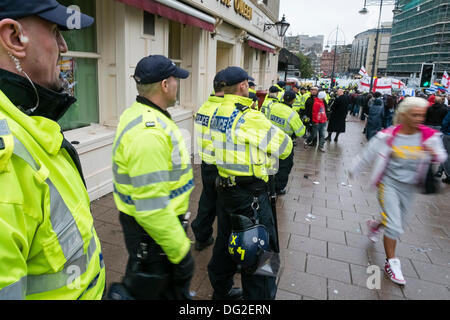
[{"xmin": 385, "ymin": 258, "xmax": 406, "ymax": 285}]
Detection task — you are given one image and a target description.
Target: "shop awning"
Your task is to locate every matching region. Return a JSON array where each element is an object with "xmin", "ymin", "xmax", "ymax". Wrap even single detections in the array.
[
  {"xmin": 116, "ymin": 0, "xmax": 216, "ymax": 32},
  {"xmin": 246, "ymin": 35, "xmax": 276, "ymax": 54}
]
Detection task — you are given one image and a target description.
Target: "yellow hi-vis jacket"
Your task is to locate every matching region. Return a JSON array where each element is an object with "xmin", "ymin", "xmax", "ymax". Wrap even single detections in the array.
[
  {"xmin": 292, "ymin": 93, "xmax": 302, "ymax": 113},
  {"xmin": 210, "ymin": 94, "xmax": 293, "ymax": 183},
  {"xmin": 0, "ymin": 90, "xmax": 105, "ymax": 300},
  {"xmin": 260, "ymin": 96, "xmax": 278, "ymax": 118},
  {"xmin": 194, "ymin": 95, "xmax": 223, "ymax": 165},
  {"xmin": 267, "ymin": 102, "xmax": 306, "ymax": 138},
  {"xmin": 264, "ymin": 84, "xmax": 284, "ymax": 102},
  {"xmin": 112, "ymin": 99, "xmax": 193, "ymax": 264},
  {"xmin": 275, "ymin": 85, "xmax": 285, "ymax": 101},
  {"xmin": 300, "ymin": 92, "xmax": 311, "ymax": 110}
]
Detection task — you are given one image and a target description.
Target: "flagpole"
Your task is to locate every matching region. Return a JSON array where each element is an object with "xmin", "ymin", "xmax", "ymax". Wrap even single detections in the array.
[{"xmin": 369, "ymin": 0, "xmax": 384, "ymax": 93}]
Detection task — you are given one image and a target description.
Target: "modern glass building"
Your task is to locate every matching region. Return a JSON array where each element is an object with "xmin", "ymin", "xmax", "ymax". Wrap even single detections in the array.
[{"xmin": 387, "ymin": 0, "xmax": 450, "ymax": 77}]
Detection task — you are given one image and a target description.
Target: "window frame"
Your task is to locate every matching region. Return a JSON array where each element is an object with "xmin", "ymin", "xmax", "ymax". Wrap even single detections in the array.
[{"xmin": 58, "ymin": 0, "xmax": 101, "ymax": 132}]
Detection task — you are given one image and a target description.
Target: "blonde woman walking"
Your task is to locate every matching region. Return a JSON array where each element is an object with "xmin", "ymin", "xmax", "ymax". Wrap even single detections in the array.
[{"xmin": 349, "ymin": 97, "xmax": 447, "ymax": 285}]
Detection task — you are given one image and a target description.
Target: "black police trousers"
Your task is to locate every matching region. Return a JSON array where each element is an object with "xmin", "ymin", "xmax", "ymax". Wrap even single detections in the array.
[
  {"xmin": 275, "ymin": 149, "xmax": 294, "ymax": 193},
  {"xmin": 207, "ymin": 184, "xmax": 278, "ymax": 300},
  {"xmin": 119, "ymin": 212, "xmax": 194, "ymax": 300},
  {"xmin": 191, "ymin": 162, "xmax": 218, "ymax": 242}
]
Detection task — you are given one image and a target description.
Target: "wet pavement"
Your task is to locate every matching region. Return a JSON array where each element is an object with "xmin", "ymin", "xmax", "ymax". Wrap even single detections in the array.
[{"xmin": 92, "ymin": 117, "xmax": 450, "ymax": 300}]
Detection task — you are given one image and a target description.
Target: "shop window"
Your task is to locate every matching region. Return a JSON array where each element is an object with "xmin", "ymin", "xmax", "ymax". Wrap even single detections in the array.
[
  {"xmin": 58, "ymin": 0, "xmax": 99, "ymax": 131},
  {"xmin": 143, "ymin": 11, "xmax": 155, "ymax": 36}
]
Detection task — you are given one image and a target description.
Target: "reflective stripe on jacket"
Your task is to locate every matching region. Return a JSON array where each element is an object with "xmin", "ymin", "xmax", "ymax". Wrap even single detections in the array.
[
  {"xmin": 267, "ymin": 102, "xmax": 306, "ymax": 137},
  {"xmin": 194, "ymin": 96, "xmax": 223, "ymax": 164},
  {"xmin": 0, "ymin": 89, "xmax": 105, "ymax": 300},
  {"xmin": 292, "ymin": 93, "xmax": 302, "ymax": 113},
  {"xmin": 260, "ymin": 97, "xmax": 278, "ymax": 118},
  {"xmin": 210, "ymin": 94, "xmax": 292, "ymax": 182},
  {"xmin": 112, "ymin": 100, "xmax": 193, "ymax": 264}
]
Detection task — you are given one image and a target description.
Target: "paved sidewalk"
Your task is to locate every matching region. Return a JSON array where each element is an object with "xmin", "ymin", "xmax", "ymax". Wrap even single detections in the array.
[{"xmin": 92, "ymin": 118, "xmax": 450, "ymax": 300}]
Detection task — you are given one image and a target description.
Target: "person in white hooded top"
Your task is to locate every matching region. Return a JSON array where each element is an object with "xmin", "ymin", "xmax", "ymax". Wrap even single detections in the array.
[{"xmin": 349, "ymin": 97, "xmax": 447, "ymax": 286}]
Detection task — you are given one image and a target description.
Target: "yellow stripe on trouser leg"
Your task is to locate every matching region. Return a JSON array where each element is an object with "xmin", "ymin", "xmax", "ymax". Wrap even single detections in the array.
[{"xmin": 377, "ymin": 183, "xmax": 388, "ymax": 227}]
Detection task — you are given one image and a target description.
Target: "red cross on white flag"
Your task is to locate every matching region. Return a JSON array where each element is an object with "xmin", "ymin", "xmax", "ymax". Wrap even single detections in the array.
[
  {"xmin": 391, "ymin": 79, "xmax": 406, "ymax": 90},
  {"xmin": 441, "ymin": 71, "xmax": 450, "ymax": 89}
]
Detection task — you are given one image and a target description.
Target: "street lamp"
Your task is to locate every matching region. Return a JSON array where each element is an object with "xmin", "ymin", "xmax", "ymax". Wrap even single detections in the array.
[
  {"xmin": 325, "ymin": 26, "xmax": 346, "ymax": 89},
  {"xmin": 264, "ymin": 14, "xmax": 290, "ymax": 37},
  {"xmin": 359, "ymin": 7, "xmax": 368, "ymax": 14},
  {"xmin": 358, "ymin": 0, "xmax": 400, "ymax": 93}
]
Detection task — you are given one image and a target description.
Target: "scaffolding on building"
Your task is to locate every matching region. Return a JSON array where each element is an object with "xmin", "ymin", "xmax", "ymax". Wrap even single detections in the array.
[{"xmin": 387, "ymin": 0, "xmax": 450, "ymax": 77}]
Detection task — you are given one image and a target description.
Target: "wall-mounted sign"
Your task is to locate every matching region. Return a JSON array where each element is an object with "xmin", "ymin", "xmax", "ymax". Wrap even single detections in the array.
[
  {"xmin": 217, "ymin": 0, "xmax": 253, "ymax": 21},
  {"xmin": 217, "ymin": 0, "xmax": 231, "ymax": 8}
]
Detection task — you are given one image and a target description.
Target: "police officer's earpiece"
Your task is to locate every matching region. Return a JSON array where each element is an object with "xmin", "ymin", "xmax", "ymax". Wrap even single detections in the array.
[
  {"xmin": 16, "ymin": 24, "xmax": 29, "ymax": 44},
  {"xmin": 20, "ymin": 34, "xmax": 29, "ymax": 44}
]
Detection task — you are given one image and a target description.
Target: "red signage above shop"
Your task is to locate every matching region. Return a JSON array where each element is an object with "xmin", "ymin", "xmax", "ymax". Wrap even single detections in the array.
[
  {"xmin": 247, "ymin": 39, "xmax": 275, "ymax": 54},
  {"xmin": 117, "ymin": 0, "xmax": 215, "ymax": 32}
]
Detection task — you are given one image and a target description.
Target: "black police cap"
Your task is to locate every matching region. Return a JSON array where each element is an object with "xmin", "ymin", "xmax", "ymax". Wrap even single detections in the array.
[
  {"xmin": 213, "ymin": 70, "xmax": 226, "ymax": 90},
  {"xmin": 0, "ymin": 0, "xmax": 94, "ymax": 30},
  {"xmin": 134, "ymin": 55, "xmax": 189, "ymax": 84},
  {"xmin": 221, "ymin": 66, "xmax": 255, "ymax": 86},
  {"xmin": 269, "ymin": 86, "xmax": 281, "ymax": 93},
  {"xmin": 277, "ymin": 81, "xmax": 286, "ymax": 88},
  {"xmin": 283, "ymin": 90, "xmax": 297, "ymax": 102},
  {"xmin": 248, "ymin": 81, "xmax": 256, "ymax": 87}
]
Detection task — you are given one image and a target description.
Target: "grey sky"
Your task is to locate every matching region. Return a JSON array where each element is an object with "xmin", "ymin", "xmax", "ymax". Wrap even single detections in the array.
[{"xmin": 279, "ymin": 0, "xmax": 395, "ymax": 46}]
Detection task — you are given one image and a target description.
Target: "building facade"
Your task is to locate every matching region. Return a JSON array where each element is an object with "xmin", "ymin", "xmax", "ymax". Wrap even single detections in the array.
[
  {"xmin": 305, "ymin": 51, "xmax": 322, "ymax": 75},
  {"xmin": 284, "ymin": 34, "xmax": 324, "ymax": 75},
  {"xmin": 284, "ymin": 34, "xmax": 324, "ymax": 54},
  {"xmin": 387, "ymin": 0, "xmax": 450, "ymax": 77},
  {"xmin": 320, "ymin": 50, "xmax": 335, "ymax": 76},
  {"xmin": 336, "ymin": 44, "xmax": 352, "ymax": 75},
  {"xmin": 349, "ymin": 24, "xmax": 392, "ymax": 77},
  {"xmin": 58, "ymin": 0, "xmax": 283, "ymax": 200}
]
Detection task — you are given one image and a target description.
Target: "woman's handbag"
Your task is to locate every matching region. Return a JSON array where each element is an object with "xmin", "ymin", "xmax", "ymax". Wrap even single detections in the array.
[{"xmin": 422, "ymin": 163, "xmax": 441, "ymax": 194}]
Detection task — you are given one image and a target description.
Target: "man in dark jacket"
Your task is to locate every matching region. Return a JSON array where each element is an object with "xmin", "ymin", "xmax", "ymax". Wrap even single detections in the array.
[
  {"xmin": 366, "ymin": 92, "xmax": 384, "ymax": 141},
  {"xmin": 304, "ymin": 86, "xmax": 319, "ymax": 142},
  {"xmin": 425, "ymin": 96, "xmax": 449, "ymax": 130},
  {"xmin": 326, "ymin": 88, "xmax": 348, "ymax": 142},
  {"xmin": 304, "ymin": 86, "xmax": 319, "ymax": 120},
  {"xmin": 383, "ymin": 95, "xmax": 396, "ymax": 128}
]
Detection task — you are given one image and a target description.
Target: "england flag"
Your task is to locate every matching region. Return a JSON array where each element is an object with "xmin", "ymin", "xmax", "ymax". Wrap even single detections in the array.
[
  {"xmin": 441, "ymin": 71, "xmax": 450, "ymax": 90},
  {"xmin": 359, "ymin": 66, "xmax": 368, "ymax": 78}
]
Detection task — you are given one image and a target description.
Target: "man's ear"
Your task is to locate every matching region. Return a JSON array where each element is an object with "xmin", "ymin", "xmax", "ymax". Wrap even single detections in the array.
[
  {"xmin": 0, "ymin": 19, "xmax": 28, "ymax": 59},
  {"xmin": 239, "ymin": 80, "xmax": 248, "ymax": 93},
  {"xmin": 160, "ymin": 79, "xmax": 169, "ymax": 94}
]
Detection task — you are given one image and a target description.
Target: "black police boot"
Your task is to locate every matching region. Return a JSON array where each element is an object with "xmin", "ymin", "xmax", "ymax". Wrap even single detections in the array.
[
  {"xmin": 195, "ymin": 236, "xmax": 214, "ymax": 251},
  {"xmin": 212, "ymin": 288, "xmax": 243, "ymax": 300},
  {"xmin": 276, "ymin": 188, "xmax": 287, "ymax": 196}
]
